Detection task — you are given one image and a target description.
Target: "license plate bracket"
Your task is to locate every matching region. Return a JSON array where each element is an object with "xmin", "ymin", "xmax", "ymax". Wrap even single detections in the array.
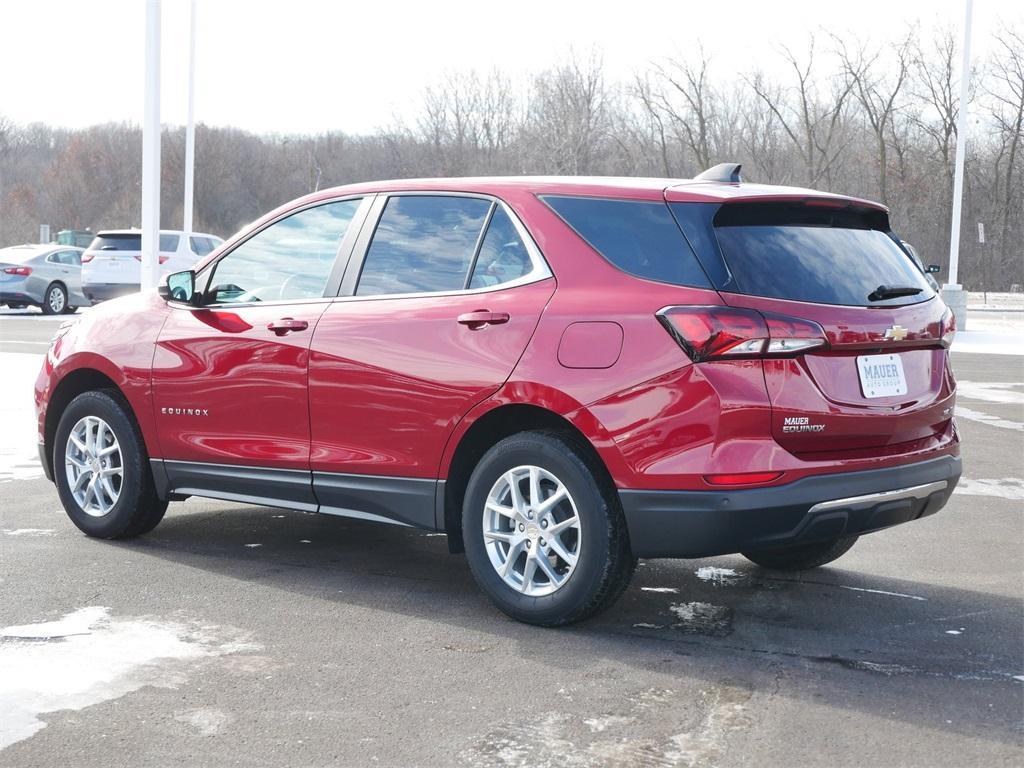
[{"xmin": 857, "ymin": 353, "xmax": 907, "ymax": 398}]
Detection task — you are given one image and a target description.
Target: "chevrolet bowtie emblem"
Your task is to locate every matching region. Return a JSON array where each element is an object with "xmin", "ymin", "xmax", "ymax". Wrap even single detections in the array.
[{"xmin": 884, "ymin": 325, "xmax": 909, "ymax": 341}]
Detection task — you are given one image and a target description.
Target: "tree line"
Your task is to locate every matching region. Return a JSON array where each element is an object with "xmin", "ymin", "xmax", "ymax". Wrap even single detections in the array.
[{"xmin": 1, "ymin": 26, "xmax": 1021, "ymax": 289}]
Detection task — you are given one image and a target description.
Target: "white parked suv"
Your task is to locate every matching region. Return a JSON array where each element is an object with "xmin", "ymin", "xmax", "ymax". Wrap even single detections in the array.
[{"xmin": 80, "ymin": 229, "xmax": 223, "ymax": 304}]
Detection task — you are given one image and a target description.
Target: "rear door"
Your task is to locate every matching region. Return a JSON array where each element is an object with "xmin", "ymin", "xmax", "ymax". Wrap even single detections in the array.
[
  {"xmin": 308, "ymin": 194, "xmax": 555, "ymax": 527},
  {"xmin": 669, "ymin": 199, "xmax": 954, "ymax": 459},
  {"xmin": 152, "ymin": 197, "xmax": 370, "ymax": 508}
]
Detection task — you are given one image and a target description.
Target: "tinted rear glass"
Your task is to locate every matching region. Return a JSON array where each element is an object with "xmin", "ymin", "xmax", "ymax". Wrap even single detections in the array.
[
  {"xmin": 542, "ymin": 196, "xmax": 711, "ymax": 288},
  {"xmin": 190, "ymin": 236, "xmax": 218, "ymax": 256},
  {"xmin": 702, "ymin": 203, "xmax": 934, "ymax": 307},
  {"xmin": 88, "ymin": 234, "xmax": 179, "ymax": 252}
]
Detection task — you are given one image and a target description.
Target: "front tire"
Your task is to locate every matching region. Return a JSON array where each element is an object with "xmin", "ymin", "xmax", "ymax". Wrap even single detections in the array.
[
  {"xmin": 462, "ymin": 431, "xmax": 635, "ymax": 626},
  {"xmin": 742, "ymin": 536, "xmax": 859, "ymax": 571},
  {"xmin": 42, "ymin": 283, "xmax": 67, "ymax": 315},
  {"xmin": 54, "ymin": 390, "xmax": 167, "ymax": 539}
]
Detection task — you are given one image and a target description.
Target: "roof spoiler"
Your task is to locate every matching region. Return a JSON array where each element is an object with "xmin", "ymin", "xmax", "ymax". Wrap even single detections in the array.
[{"xmin": 694, "ymin": 163, "xmax": 742, "ymax": 184}]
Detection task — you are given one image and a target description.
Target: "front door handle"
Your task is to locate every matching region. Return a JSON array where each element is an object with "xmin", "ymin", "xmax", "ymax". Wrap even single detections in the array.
[
  {"xmin": 457, "ymin": 310, "xmax": 510, "ymax": 329},
  {"xmin": 267, "ymin": 317, "xmax": 309, "ymax": 335}
]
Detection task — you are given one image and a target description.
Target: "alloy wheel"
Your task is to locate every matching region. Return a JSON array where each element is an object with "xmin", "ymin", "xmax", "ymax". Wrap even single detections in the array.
[
  {"xmin": 482, "ymin": 465, "xmax": 582, "ymax": 597},
  {"xmin": 48, "ymin": 286, "xmax": 65, "ymax": 313},
  {"xmin": 64, "ymin": 415, "xmax": 123, "ymax": 517}
]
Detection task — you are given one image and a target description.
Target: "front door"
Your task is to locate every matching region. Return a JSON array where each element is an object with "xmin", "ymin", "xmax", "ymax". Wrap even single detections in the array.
[
  {"xmin": 308, "ymin": 194, "xmax": 555, "ymax": 527},
  {"xmin": 151, "ymin": 197, "xmax": 369, "ymax": 509}
]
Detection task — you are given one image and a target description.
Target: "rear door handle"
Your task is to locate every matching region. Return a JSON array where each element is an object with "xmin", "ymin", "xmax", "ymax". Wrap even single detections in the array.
[
  {"xmin": 457, "ymin": 310, "xmax": 510, "ymax": 328},
  {"xmin": 267, "ymin": 317, "xmax": 309, "ymax": 335}
]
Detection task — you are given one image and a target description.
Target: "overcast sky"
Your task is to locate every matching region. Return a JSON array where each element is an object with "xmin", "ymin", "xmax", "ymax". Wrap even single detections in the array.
[{"xmin": 1, "ymin": 0, "xmax": 1016, "ymax": 135}]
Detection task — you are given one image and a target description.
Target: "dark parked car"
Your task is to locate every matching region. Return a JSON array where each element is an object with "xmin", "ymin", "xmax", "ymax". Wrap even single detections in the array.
[{"xmin": 35, "ymin": 167, "xmax": 961, "ymax": 625}]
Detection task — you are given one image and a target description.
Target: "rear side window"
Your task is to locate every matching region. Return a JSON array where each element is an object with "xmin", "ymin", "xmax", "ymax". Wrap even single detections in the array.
[
  {"xmin": 357, "ymin": 196, "xmax": 491, "ymax": 296},
  {"xmin": 159, "ymin": 234, "xmax": 180, "ymax": 252},
  {"xmin": 706, "ymin": 202, "xmax": 934, "ymax": 307},
  {"xmin": 541, "ymin": 196, "xmax": 711, "ymax": 288},
  {"xmin": 190, "ymin": 236, "xmax": 217, "ymax": 256},
  {"xmin": 469, "ymin": 207, "xmax": 533, "ymax": 289}
]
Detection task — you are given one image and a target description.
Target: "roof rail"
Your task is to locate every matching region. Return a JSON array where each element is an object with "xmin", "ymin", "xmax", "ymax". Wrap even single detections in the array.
[{"xmin": 694, "ymin": 163, "xmax": 742, "ymax": 184}]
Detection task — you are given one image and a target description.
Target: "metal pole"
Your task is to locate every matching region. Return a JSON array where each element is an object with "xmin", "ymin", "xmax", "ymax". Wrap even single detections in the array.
[
  {"xmin": 946, "ymin": 0, "xmax": 973, "ymax": 288},
  {"xmin": 140, "ymin": 0, "xmax": 162, "ymax": 292},
  {"xmin": 183, "ymin": 0, "xmax": 196, "ymax": 235}
]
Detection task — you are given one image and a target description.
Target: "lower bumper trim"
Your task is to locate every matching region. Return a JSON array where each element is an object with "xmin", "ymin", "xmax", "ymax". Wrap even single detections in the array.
[{"xmin": 619, "ymin": 455, "xmax": 961, "ymax": 558}]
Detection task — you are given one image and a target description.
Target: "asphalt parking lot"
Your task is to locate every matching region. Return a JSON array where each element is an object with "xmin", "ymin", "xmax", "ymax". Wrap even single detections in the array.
[{"xmin": 1, "ymin": 308, "xmax": 1021, "ymax": 767}]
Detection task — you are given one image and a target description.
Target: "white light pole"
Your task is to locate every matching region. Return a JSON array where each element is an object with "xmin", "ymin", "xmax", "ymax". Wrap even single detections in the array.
[
  {"xmin": 942, "ymin": 0, "xmax": 973, "ymax": 329},
  {"xmin": 140, "ymin": 0, "xmax": 162, "ymax": 292},
  {"xmin": 183, "ymin": 0, "xmax": 197, "ymax": 235}
]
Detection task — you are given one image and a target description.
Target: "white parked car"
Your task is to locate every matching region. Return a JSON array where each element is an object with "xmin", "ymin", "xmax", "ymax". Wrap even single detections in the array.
[{"xmin": 80, "ymin": 229, "xmax": 223, "ymax": 304}]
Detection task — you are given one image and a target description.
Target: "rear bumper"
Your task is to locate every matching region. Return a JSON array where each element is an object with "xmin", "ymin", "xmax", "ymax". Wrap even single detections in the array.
[
  {"xmin": 0, "ymin": 289, "xmax": 38, "ymax": 305},
  {"xmin": 619, "ymin": 455, "xmax": 961, "ymax": 558},
  {"xmin": 83, "ymin": 283, "xmax": 138, "ymax": 303}
]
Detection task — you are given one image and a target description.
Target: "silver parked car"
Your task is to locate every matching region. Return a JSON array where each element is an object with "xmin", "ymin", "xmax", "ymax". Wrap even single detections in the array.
[{"xmin": 0, "ymin": 244, "xmax": 87, "ymax": 314}]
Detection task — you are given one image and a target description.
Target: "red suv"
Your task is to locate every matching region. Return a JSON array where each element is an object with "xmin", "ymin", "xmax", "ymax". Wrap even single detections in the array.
[{"xmin": 34, "ymin": 167, "xmax": 961, "ymax": 625}]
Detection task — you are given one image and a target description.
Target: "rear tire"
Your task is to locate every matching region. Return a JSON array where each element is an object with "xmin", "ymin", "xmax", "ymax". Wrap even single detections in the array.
[
  {"xmin": 42, "ymin": 283, "xmax": 67, "ymax": 315},
  {"xmin": 54, "ymin": 390, "xmax": 167, "ymax": 539},
  {"xmin": 742, "ymin": 536, "xmax": 859, "ymax": 571},
  {"xmin": 462, "ymin": 431, "xmax": 636, "ymax": 626}
]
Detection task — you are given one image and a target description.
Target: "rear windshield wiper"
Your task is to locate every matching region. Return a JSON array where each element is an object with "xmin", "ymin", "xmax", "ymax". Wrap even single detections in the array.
[{"xmin": 868, "ymin": 285, "xmax": 923, "ymax": 302}]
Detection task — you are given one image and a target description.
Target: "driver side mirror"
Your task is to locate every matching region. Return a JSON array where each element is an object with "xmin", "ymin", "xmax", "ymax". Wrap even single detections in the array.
[
  {"xmin": 158, "ymin": 270, "xmax": 197, "ymax": 304},
  {"xmin": 926, "ymin": 264, "xmax": 941, "ymax": 274}
]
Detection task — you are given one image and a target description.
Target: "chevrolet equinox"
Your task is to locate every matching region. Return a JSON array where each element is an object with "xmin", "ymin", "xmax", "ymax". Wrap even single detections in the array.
[{"xmin": 35, "ymin": 165, "xmax": 961, "ymax": 625}]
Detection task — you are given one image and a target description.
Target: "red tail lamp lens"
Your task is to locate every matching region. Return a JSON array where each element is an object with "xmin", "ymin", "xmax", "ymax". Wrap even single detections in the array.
[
  {"xmin": 704, "ymin": 472, "xmax": 784, "ymax": 486},
  {"xmin": 657, "ymin": 306, "xmax": 768, "ymax": 362}
]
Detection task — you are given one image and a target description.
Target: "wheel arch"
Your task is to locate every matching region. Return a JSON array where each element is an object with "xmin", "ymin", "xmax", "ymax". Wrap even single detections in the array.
[
  {"xmin": 439, "ymin": 400, "xmax": 619, "ymax": 553},
  {"xmin": 43, "ymin": 366, "xmax": 132, "ymax": 479}
]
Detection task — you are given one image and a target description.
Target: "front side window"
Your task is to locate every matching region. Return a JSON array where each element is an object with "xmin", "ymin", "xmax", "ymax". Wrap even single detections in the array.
[
  {"xmin": 205, "ymin": 199, "xmax": 361, "ymax": 304},
  {"xmin": 356, "ymin": 195, "xmax": 491, "ymax": 296},
  {"xmin": 468, "ymin": 207, "xmax": 533, "ymax": 289}
]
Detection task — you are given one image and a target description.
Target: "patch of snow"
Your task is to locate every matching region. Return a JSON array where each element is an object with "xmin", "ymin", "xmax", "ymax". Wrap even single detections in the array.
[
  {"xmin": 954, "ymin": 477, "xmax": 1024, "ymax": 501},
  {"xmin": 955, "ymin": 406, "xmax": 1023, "ymax": 432},
  {"xmin": 632, "ymin": 623, "xmax": 665, "ymax": 629},
  {"xmin": 2, "ymin": 529, "xmax": 56, "ymax": 537},
  {"xmin": 583, "ymin": 715, "xmax": 634, "ymax": 733},
  {"xmin": 299, "ymin": 539, "xmax": 311, "ymax": 544},
  {"xmin": 839, "ymin": 586, "xmax": 926, "ymax": 601},
  {"xmin": 0, "ymin": 352, "xmax": 46, "ymax": 483},
  {"xmin": 244, "ymin": 543, "xmax": 262, "ymax": 548},
  {"xmin": 945, "ymin": 630, "xmax": 962, "ymax": 635},
  {"xmin": 0, "ymin": 606, "xmax": 259, "ymax": 750},
  {"xmin": 641, "ymin": 586, "xmax": 679, "ymax": 593},
  {"xmin": 695, "ymin": 567, "xmax": 743, "ymax": 585},
  {"xmin": 952, "ymin": 329, "xmax": 1024, "ymax": 356},
  {"xmin": 669, "ymin": 601, "xmax": 733, "ymax": 636},
  {"xmin": 956, "ymin": 380, "xmax": 1024, "ymax": 405}
]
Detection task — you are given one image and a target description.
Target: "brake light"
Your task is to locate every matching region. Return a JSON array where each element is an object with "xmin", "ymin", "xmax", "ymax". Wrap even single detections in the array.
[
  {"xmin": 2, "ymin": 266, "xmax": 31, "ymax": 276},
  {"xmin": 133, "ymin": 254, "xmax": 171, "ymax": 264},
  {"xmin": 657, "ymin": 306, "xmax": 827, "ymax": 362},
  {"xmin": 80, "ymin": 253, "xmax": 94, "ymax": 263},
  {"xmin": 705, "ymin": 471, "xmax": 784, "ymax": 486},
  {"xmin": 940, "ymin": 307, "xmax": 956, "ymax": 348}
]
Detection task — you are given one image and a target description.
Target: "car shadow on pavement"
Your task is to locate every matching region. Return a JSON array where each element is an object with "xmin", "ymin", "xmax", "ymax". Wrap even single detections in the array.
[{"xmin": 117, "ymin": 502, "xmax": 1022, "ymax": 748}]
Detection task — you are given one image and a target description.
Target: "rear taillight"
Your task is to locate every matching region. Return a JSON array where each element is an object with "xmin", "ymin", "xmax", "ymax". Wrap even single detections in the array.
[
  {"xmin": 133, "ymin": 255, "xmax": 171, "ymax": 264},
  {"xmin": 940, "ymin": 307, "xmax": 956, "ymax": 348},
  {"xmin": 2, "ymin": 266, "xmax": 31, "ymax": 276},
  {"xmin": 80, "ymin": 253, "xmax": 94, "ymax": 263},
  {"xmin": 657, "ymin": 306, "xmax": 827, "ymax": 362}
]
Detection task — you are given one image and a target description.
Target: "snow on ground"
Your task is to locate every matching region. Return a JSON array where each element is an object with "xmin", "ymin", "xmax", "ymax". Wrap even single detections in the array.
[
  {"xmin": 0, "ymin": 607, "xmax": 260, "ymax": 749},
  {"xmin": 0, "ymin": 352, "xmax": 45, "ymax": 483}
]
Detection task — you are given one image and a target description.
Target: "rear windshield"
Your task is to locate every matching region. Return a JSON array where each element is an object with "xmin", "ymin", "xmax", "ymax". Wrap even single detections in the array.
[
  {"xmin": 541, "ymin": 195, "xmax": 711, "ymax": 288},
  {"xmin": 700, "ymin": 202, "xmax": 933, "ymax": 307},
  {"xmin": 88, "ymin": 234, "xmax": 180, "ymax": 252}
]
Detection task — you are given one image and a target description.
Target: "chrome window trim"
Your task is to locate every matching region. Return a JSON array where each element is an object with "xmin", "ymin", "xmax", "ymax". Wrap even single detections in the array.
[{"xmin": 343, "ymin": 190, "xmax": 553, "ymax": 302}]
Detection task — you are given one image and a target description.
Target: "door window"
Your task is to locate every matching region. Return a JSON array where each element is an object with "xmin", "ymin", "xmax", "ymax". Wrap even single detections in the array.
[
  {"xmin": 205, "ymin": 199, "xmax": 361, "ymax": 304},
  {"xmin": 356, "ymin": 195, "xmax": 491, "ymax": 296},
  {"xmin": 468, "ymin": 207, "xmax": 533, "ymax": 289}
]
